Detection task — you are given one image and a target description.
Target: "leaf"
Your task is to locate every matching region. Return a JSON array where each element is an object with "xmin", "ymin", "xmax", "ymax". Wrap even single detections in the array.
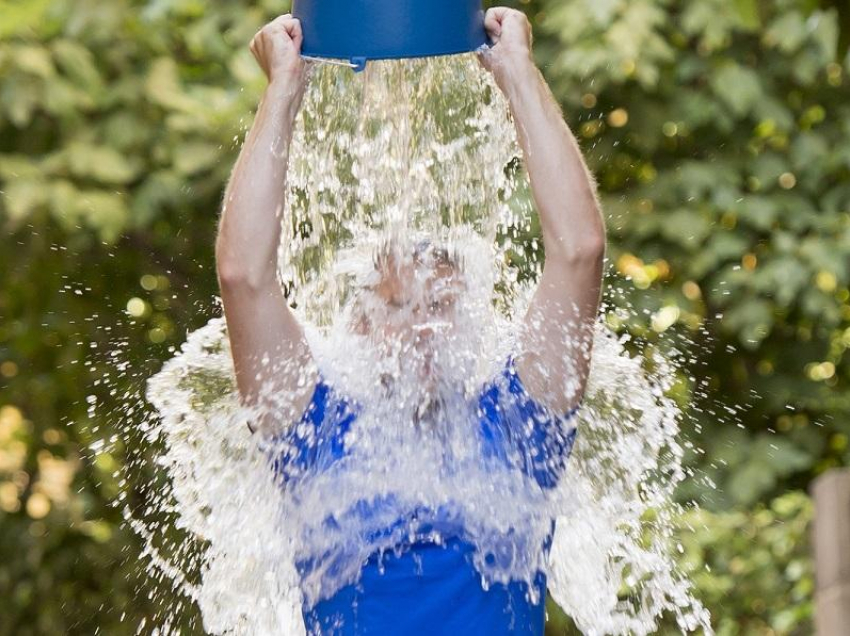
[
  {"xmin": 43, "ymin": 77, "xmax": 94, "ymax": 116},
  {"xmin": 763, "ymin": 11, "xmax": 809, "ymax": 53},
  {"xmin": 101, "ymin": 112, "xmax": 154, "ymax": 151},
  {"xmin": 678, "ymin": 161, "xmax": 739, "ymax": 200},
  {"xmin": 0, "ymin": 74, "xmax": 41, "ymax": 127},
  {"xmin": 790, "ymin": 132, "xmax": 830, "ymax": 173},
  {"xmin": 11, "ymin": 44, "xmax": 55, "ymax": 77},
  {"xmin": 727, "ymin": 459, "xmax": 776, "ymax": 504},
  {"xmin": 810, "ymin": 7, "xmax": 840, "ymax": 59},
  {"xmin": 721, "ymin": 297, "xmax": 775, "ymax": 349},
  {"xmin": 659, "ymin": 209, "xmax": 713, "ymax": 249},
  {"xmin": 750, "ymin": 153, "xmax": 788, "ymax": 185},
  {"xmin": 739, "ymin": 195, "xmax": 779, "ymax": 231},
  {"xmin": 0, "ymin": 0, "xmax": 52, "ymax": 39},
  {"xmin": 131, "ymin": 170, "xmax": 185, "ymax": 227},
  {"xmin": 1, "ymin": 177, "xmax": 47, "ymax": 221},
  {"xmin": 793, "ymin": 48, "xmax": 826, "ymax": 85},
  {"xmin": 751, "ymin": 435, "xmax": 812, "ymax": 476},
  {"xmin": 679, "ymin": 92, "xmax": 723, "ymax": 129},
  {"xmin": 733, "ymin": 0, "xmax": 761, "ymax": 30},
  {"xmin": 145, "ymin": 57, "xmax": 197, "ymax": 112},
  {"xmin": 185, "ymin": 15, "xmax": 229, "ymax": 59},
  {"xmin": 689, "ymin": 233, "xmax": 751, "ymax": 279},
  {"xmin": 799, "ymin": 235, "xmax": 849, "ymax": 279},
  {"xmin": 65, "ymin": 142, "xmax": 139, "ymax": 184},
  {"xmin": 53, "ymin": 187, "xmax": 129, "ymax": 243},
  {"xmin": 51, "ymin": 39, "xmax": 104, "ymax": 96},
  {"xmin": 172, "ymin": 141, "xmax": 220, "ymax": 176},
  {"xmin": 711, "ymin": 63, "xmax": 763, "ymax": 118},
  {"xmin": 753, "ymin": 97, "xmax": 796, "ymax": 132},
  {"xmin": 752, "ymin": 258, "xmax": 810, "ymax": 307},
  {"xmin": 0, "ymin": 153, "xmax": 43, "ymax": 180}
]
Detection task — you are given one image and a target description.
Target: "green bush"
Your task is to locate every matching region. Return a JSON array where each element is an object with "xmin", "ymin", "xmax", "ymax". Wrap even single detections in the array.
[{"xmin": 547, "ymin": 491, "xmax": 814, "ymax": 635}]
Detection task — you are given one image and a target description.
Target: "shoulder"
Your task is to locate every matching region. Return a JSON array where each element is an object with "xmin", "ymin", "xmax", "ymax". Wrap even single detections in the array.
[
  {"xmin": 253, "ymin": 371, "xmax": 359, "ymax": 442},
  {"xmin": 479, "ymin": 356, "xmax": 581, "ymax": 423},
  {"xmin": 476, "ymin": 356, "xmax": 580, "ymax": 490}
]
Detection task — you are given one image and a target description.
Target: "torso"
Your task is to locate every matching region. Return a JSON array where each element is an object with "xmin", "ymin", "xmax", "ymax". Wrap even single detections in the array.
[{"xmin": 266, "ymin": 358, "xmax": 578, "ymax": 636}]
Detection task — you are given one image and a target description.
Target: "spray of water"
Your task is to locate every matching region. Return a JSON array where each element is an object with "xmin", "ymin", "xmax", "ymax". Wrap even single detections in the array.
[{"xmin": 103, "ymin": 55, "xmax": 713, "ymax": 634}]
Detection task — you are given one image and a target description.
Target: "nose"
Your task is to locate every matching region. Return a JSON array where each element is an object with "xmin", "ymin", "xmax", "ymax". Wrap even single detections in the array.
[{"xmin": 414, "ymin": 325, "xmax": 434, "ymax": 347}]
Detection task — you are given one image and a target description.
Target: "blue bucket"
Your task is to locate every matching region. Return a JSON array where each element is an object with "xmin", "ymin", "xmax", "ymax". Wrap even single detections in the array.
[{"xmin": 292, "ymin": 0, "xmax": 488, "ymax": 72}]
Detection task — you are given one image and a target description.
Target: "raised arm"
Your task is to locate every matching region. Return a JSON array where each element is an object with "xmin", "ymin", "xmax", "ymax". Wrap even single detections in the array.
[
  {"xmin": 481, "ymin": 8, "xmax": 607, "ymax": 414},
  {"xmin": 215, "ymin": 14, "xmax": 318, "ymax": 436}
]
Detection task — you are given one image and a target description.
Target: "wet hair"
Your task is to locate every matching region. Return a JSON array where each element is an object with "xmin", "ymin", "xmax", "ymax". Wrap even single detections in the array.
[
  {"xmin": 371, "ymin": 237, "xmax": 463, "ymax": 274},
  {"xmin": 349, "ymin": 238, "xmax": 465, "ymax": 336}
]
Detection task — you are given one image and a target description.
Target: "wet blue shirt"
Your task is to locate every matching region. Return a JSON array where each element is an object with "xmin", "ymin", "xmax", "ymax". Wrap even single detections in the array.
[{"xmin": 269, "ymin": 358, "xmax": 578, "ymax": 636}]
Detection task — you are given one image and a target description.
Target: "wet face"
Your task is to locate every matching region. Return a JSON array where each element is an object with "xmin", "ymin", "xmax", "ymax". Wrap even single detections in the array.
[{"xmin": 352, "ymin": 242, "xmax": 466, "ymax": 379}]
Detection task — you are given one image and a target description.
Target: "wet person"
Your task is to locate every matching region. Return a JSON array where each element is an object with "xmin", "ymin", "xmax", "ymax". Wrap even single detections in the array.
[{"xmin": 215, "ymin": 7, "xmax": 606, "ymax": 636}]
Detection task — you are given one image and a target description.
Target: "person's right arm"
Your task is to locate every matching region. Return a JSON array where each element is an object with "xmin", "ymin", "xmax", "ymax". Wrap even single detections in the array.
[{"xmin": 215, "ymin": 14, "xmax": 317, "ymax": 436}]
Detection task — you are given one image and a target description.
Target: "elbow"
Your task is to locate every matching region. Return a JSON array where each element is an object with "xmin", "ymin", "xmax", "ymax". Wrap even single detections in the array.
[
  {"xmin": 215, "ymin": 243, "xmax": 242, "ymax": 285},
  {"xmin": 217, "ymin": 263, "xmax": 273, "ymax": 292},
  {"xmin": 215, "ymin": 233, "xmax": 277, "ymax": 290},
  {"xmin": 546, "ymin": 227, "xmax": 607, "ymax": 266},
  {"xmin": 216, "ymin": 250, "xmax": 270, "ymax": 291},
  {"xmin": 584, "ymin": 229, "xmax": 608, "ymax": 262},
  {"xmin": 216, "ymin": 259, "xmax": 246, "ymax": 287}
]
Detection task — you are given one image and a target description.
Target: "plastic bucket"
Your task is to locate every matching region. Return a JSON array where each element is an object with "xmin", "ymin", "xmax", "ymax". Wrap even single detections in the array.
[{"xmin": 292, "ymin": 0, "xmax": 488, "ymax": 71}]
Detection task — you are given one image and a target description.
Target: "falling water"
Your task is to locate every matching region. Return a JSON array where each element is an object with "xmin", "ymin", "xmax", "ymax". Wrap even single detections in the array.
[{"xmin": 101, "ymin": 55, "xmax": 713, "ymax": 634}]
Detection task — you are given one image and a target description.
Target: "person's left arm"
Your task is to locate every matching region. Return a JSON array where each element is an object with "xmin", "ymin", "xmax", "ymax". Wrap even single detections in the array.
[{"xmin": 481, "ymin": 8, "xmax": 607, "ymax": 414}]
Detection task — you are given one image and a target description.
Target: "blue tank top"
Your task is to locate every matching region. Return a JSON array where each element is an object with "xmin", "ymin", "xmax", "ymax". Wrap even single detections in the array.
[{"xmin": 267, "ymin": 357, "xmax": 578, "ymax": 636}]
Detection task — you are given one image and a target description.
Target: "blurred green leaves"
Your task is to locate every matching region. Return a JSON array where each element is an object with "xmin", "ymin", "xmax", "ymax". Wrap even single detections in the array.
[
  {"xmin": 674, "ymin": 491, "xmax": 814, "ymax": 636},
  {"xmin": 532, "ymin": 0, "xmax": 850, "ymax": 507},
  {"xmin": 0, "ymin": 0, "xmax": 273, "ymax": 242},
  {"xmin": 546, "ymin": 491, "xmax": 814, "ymax": 635}
]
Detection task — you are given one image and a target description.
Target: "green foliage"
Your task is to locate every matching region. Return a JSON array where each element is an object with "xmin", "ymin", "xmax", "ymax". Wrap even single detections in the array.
[
  {"xmin": 527, "ymin": 0, "xmax": 850, "ymax": 508},
  {"xmin": 546, "ymin": 492, "xmax": 814, "ymax": 635},
  {"xmin": 673, "ymin": 492, "xmax": 814, "ymax": 635},
  {"xmin": 1, "ymin": 0, "xmax": 848, "ymax": 633}
]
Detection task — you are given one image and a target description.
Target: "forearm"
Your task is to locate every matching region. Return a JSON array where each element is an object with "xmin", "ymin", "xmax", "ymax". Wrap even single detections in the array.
[
  {"xmin": 216, "ymin": 80, "xmax": 303, "ymax": 287},
  {"xmin": 500, "ymin": 58, "xmax": 606, "ymax": 262}
]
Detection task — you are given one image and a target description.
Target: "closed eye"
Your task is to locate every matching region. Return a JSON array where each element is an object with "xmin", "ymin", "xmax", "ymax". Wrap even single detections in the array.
[{"xmin": 387, "ymin": 296, "xmax": 407, "ymax": 309}]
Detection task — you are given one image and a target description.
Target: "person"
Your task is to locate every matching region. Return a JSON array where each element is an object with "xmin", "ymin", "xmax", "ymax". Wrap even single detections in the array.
[{"xmin": 215, "ymin": 7, "xmax": 606, "ymax": 635}]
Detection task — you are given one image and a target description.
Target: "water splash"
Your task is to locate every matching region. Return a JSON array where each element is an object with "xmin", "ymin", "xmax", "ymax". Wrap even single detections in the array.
[{"xmin": 103, "ymin": 55, "xmax": 712, "ymax": 634}]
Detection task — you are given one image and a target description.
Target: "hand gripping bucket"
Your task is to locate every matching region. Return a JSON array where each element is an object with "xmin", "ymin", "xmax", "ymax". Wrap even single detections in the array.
[{"xmin": 292, "ymin": 0, "xmax": 488, "ymax": 72}]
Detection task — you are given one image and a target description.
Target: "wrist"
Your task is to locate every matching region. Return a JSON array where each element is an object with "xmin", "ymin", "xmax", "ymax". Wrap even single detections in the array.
[
  {"xmin": 496, "ymin": 53, "xmax": 538, "ymax": 100},
  {"xmin": 501, "ymin": 47, "xmax": 534, "ymax": 69},
  {"xmin": 265, "ymin": 76, "xmax": 306, "ymax": 119}
]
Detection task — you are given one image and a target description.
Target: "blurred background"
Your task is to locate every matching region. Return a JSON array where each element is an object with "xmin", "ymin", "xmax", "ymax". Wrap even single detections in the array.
[{"xmin": 1, "ymin": 0, "xmax": 849, "ymax": 633}]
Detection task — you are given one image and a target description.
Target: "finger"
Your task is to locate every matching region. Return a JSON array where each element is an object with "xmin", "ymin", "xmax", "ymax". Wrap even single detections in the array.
[
  {"xmin": 486, "ymin": 7, "xmax": 511, "ymax": 21},
  {"xmin": 483, "ymin": 8, "xmax": 506, "ymax": 38},
  {"xmin": 256, "ymin": 31, "xmax": 268, "ymax": 60},
  {"xmin": 260, "ymin": 14, "xmax": 292, "ymax": 40},
  {"xmin": 282, "ymin": 17, "xmax": 303, "ymax": 43},
  {"xmin": 270, "ymin": 13, "xmax": 296, "ymax": 37},
  {"xmin": 249, "ymin": 39, "xmax": 266, "ymax": 75}
]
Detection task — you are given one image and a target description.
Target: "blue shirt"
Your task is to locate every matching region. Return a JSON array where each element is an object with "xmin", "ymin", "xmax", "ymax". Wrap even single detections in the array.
[{"xmin": 268, "ymin": 358, "xmax": 578, "ymax": 636}]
